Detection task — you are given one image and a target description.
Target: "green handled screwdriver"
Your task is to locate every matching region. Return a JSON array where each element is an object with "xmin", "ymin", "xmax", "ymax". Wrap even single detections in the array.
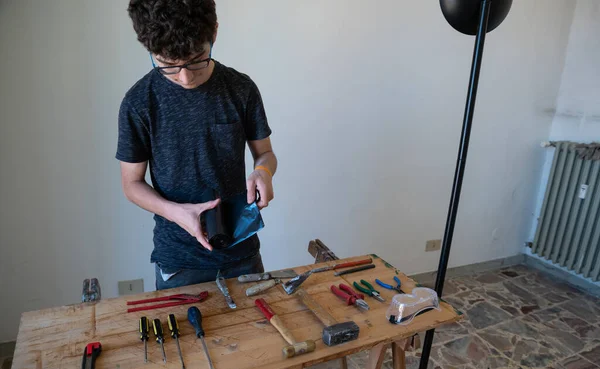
[
  {"xmin": 188, "ymin": 306, "xmax": 215, "ymax": 369},
  {"xmin": 153, "ymin": 318, "xmax": 167, "ymax": 363},
  {"xmin": 139, "ymin": 317, "xmax": 149, "ymax": 363},
  {"xmin": 168, "ymin": 314, "xmax": 185, "ymax": 369}
]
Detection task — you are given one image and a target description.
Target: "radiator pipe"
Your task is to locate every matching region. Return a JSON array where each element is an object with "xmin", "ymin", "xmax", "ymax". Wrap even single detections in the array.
[{"xmin": 419, "ymin": 1, "xmax": 492, "ymax": 368}]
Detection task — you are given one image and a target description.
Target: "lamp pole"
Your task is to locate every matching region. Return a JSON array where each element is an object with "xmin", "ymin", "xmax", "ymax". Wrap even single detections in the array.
[{"xmin": 419, "ymin": 0, "xmax": 492, "ymax": 367}]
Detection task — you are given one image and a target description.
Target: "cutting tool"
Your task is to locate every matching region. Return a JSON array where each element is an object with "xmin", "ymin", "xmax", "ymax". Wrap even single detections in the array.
[
  {"xmin": 353, "ymin": 279, "xmax": 385, "ymax": 302},
  {"xmin": 376, "ymin": 276, "xmax": 404, "ymax": 293}
]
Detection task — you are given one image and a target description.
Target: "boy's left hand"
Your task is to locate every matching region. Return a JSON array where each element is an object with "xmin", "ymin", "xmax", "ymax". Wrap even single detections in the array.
[{"xmin": 246, "ymin": 169, "xmax": 273, "ymax": 209}]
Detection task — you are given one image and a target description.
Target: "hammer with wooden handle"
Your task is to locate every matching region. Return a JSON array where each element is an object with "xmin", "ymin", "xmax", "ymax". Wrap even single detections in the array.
[
  {"xmin": 296, "ymin": 289, "xmax": 360, "ymax": 346},
  {"xmin": 255, "ymin": 298, "xmax": 316, "ymax": 358}
]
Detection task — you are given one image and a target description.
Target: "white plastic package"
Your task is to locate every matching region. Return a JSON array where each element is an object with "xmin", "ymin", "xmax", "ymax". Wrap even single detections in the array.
[{"xmin": 385, "ymin": 287, "xmax": 441, "ymax": 325}]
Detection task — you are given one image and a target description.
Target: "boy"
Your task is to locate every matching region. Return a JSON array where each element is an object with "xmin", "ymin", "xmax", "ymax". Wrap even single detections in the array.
[{"xmin": 116, "ymin": 0, "xmax": 277, "ymax": 289}]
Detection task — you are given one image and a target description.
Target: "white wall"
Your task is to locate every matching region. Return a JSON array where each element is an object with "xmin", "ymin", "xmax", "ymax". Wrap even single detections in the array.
[
  {"xmin": 549, "ymin": 0, "xmax": 600, "ymax": 142},
  {"xmin": 528, "ymin": 0, "xmax": 600, "ymax": 273},
  {"xmin": 0, "ymin": 0, "xmax": 575, "ymax": 342}
]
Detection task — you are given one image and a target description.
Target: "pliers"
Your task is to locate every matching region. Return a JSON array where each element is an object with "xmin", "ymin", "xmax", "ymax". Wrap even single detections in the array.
[
  {"xmin": 376, "ymin": 276, "xmax": 403, "ymax": 293},
  {"xmin": 126, "ymin": 292, "xmax": 209, "ymax": 313},
  {"xmin": 331, "ymin": 283, "xmax": 370, "ymax": 311},
  {"xmin": 353, "ymin": 280, "xmax": 385, "ymax": 302}
]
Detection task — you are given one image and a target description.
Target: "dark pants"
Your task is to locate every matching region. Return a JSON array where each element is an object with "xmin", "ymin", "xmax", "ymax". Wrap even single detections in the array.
[{"xmin": 155, "ymin": 252, "xmax": 265, "ymax": 290}]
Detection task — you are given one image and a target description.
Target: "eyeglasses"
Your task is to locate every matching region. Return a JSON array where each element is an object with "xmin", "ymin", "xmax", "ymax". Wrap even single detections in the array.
[{"xmin": 150, "ymin": 54, "xmax": 211, "ymax": 75}]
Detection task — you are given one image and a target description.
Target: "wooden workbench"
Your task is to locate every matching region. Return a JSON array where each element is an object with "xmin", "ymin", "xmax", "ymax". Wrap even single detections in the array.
[{"xmin": 12, "ymin": 255, "xmax": 460, "ymax": 369}]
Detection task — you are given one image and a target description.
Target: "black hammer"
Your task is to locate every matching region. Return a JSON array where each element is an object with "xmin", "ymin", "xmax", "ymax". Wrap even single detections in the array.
[{"xmin": 296, "ymin": 289, "xmax": 359, "ymax": 346}]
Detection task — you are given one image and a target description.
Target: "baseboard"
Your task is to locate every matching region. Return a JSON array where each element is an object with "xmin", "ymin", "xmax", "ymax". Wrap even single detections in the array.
[
  {"xmin": 409, "ymin": 254, "xmax": 525, "ymax": 285},
  {"xmin": 523, "ymin": 253, "xmax": 600, "ymax": 298}
]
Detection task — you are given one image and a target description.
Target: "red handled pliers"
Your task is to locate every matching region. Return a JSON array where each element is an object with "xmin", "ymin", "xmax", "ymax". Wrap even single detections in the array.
[
  {"xmin": 330, "ymin": 283, "xmax": 370, "ymax": 311},
  {"xmin": 126, "ymin": 292, "xmax": 209, "ymax": 313}
]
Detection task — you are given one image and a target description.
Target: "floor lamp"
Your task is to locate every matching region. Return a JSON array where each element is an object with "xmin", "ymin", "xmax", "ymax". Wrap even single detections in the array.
[{"xmin": 419, "ymin": 1, "xmax": 513, "ymax": 367}]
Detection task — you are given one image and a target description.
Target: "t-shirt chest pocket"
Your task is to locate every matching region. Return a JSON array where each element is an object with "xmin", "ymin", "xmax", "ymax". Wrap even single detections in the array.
[{"xmin": 209, "ymin": 122, "xmax": 246, "ymax": 161}]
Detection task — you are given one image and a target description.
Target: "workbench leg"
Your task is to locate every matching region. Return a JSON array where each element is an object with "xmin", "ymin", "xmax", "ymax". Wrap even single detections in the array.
[
  {"xmin": 340, "ymin": 357, "xmax": 348, "ymax": 369},
  {"xmin": 391, "ymin": 339, "xmax": 408, "ymax": 369},
  {"xmin": 366, "ymin": 342, "xmax": 388, "ymax": 369}
]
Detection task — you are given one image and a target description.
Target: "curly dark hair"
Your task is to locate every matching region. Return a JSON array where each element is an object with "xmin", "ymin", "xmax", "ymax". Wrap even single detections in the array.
[{"xmin": 128, "ymin": 0, "xmax": 217, "ymax": 61}]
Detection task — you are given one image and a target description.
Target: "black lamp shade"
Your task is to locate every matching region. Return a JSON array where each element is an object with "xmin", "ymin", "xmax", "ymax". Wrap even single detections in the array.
[{"xmin": 440, "ymin": 0, "xmax": 512, "ymax": 35}]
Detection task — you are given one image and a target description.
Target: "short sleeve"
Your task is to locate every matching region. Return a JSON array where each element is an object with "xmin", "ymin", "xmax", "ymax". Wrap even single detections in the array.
[
  {"xmin": 244, "ymin": 81, "xmax": 272, "ymax": 141},
  {"xmin": 116, "ymin": 99, "xmax": 151, "ymax": 163}
]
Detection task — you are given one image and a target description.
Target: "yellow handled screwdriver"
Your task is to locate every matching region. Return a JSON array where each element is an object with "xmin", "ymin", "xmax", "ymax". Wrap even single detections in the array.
[
  {"xmin": 139, "ymin": 317, "xmax": 149, "ymax": 363},
  {"xmin": 153, "ymin": 318, "xmax": 167, "ymax": 363},
  {"xmin": 168, "ymin": 314, "xmax": 185, "ymax": 369}
]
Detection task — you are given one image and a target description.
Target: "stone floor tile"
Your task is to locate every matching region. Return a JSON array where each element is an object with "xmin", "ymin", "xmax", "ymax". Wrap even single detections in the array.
[
  {"xmin": 511, "ymin": 272, "xmax": 583, "ymax": 300},
  {"xmin": 450, "ymin": 275, "xmax": 484, "ymax": 291},
  {"xmin": 444, "ymin": 290, "xmax": 487, "ymax": 313},
  {"xmin": 580, "ymin": 344, "xmax": 600, "ymax": 365},
  {"xmin": 473, "ymin": 281, "xmax": 550, "ymax": 317},
  {"xmin": 498, "ymin": 265, "xmax": 537, "ymax": 279},
  {"xmin": 429, "ymin": 334, "xmax": 513, "ymax": 369},
  {"xmin": 441, "ymin": 279, "xmax": 467, "ymax": 296},
  {"xmin": 432, "ymin": 321, "xmax": 471, "ymax": 345},
  {"xmin": 477, "ymin": 318, "xmax": 569, "ymax": 367},
  {"xmin": 464, "ymin": 301, "xmax": 512, "ymax": 330},
  {"xmin": 562, "ymin": 298, "xmax": 600, "ymax": 323},
  {"xmin": 475, "ymin": 272, "xmax": 507, "ymax": 285},
  {"xmin": 558, "ymin": 355, "xmax": 599, "ymax": 369}
]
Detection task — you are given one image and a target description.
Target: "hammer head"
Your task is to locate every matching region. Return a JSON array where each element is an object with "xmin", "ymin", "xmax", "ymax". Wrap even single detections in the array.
[
  {"xmin": 282, "ymin": 340, "xmax": 316, "ymax": 358},
  {"xmin": 322, "ymin": 321, "xmax": 360, "ymax": 346}
]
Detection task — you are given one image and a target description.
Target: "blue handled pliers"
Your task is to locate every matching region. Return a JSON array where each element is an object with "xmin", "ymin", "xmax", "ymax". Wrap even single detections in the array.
[{"xmin": 375, "ymin": 276, "xmax": 403, "ymax": 293}]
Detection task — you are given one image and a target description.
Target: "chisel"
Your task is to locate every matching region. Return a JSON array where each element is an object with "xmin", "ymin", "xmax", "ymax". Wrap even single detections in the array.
[
  {"xmin": 311, "ymin": 258, "xmax": 373, "ymax": 273},
  {"xmin": 333, "ymin": 264, "xmax": 376, "ymax": 276}
]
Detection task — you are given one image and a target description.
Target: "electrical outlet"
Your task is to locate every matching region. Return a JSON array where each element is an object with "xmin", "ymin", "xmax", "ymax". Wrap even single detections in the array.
[
  {"xmin": 425, "ymin": 239, "xmax": 442, "ymax": 252},
  {"xmin": 118, "ymin": 279, "xmax": 144, "ymax": 296}
]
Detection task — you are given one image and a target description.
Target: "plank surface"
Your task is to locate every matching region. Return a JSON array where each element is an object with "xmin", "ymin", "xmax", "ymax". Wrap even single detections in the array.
[{"xmin": 12, "ymin": 255, "xmax": 461, "ymax": 369}]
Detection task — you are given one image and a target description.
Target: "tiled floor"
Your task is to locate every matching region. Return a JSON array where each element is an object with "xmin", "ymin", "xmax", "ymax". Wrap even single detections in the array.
[
  {"xmin": 311, "ymin": 264, "xmax": 600, "ymax": 369},
  {"xmin": 3, "ymin": 264, "xmax": 599, "ymax": 369}
]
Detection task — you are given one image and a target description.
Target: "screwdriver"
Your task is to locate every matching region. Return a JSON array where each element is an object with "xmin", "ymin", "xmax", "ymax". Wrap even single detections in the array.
[
  {"xmin": 139, "ymin": 316, "xmax": 149, "ymax": 363},
  {"xmin": 168, "ymin": 314, "xmax": 186, "ymax": 369},
  {"xmin": 152, "ymin": 318, "xmax": 167, "ymax": 363},
  {"xmin": 187, "ymin": 306, "xmax": 215, "ymax": 369}
]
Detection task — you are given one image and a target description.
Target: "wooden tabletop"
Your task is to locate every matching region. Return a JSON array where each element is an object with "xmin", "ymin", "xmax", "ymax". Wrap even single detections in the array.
[{"xmin": 12, "ymin": 255, "xmax": 460, "ymax": 369}]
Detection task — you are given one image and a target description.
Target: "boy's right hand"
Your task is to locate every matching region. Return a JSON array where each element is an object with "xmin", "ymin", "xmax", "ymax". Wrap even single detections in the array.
[{"xmin": 169, "ymin": 199, "xmax": 221, "ymax": 251}]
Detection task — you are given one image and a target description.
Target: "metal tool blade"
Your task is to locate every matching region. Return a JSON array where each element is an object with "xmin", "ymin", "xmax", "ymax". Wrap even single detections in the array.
[
  {"xmin": 200, "ymin": 336, "xmax": 215, "ymax": 369},
  {"xmin": 238, "ymin": 269, "xmax": 298, "ymax": 283},
  {"xmin": 269, "ymin": 269, "xmax": 298, "ymax": 278},
  {"xmin": 160, "ymin": 342, "xmax": 167, "ymax": 363},
  {"xmin": 175, "ymin": 338, "xmax": 185, "ymax": 369},
  {"xmin": 356, "ymin": 299, "xmax": 370, "ymax": 311},
  {"xmin": 309, "ymin": 266, "xmax": 332, "ymax": 273},
  {"xmin": 282, "ymin": 270, "xmax": 312, "ymax": 295},
  {"xmin": 216, "ymin": 270, "xmax": 237, "ymax": 309}
]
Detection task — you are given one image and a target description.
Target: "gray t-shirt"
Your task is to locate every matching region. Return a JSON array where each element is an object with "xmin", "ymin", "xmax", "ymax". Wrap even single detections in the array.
[{"xmin": 116, "ymin": 60, "xmax": 271, "ymax": 269}]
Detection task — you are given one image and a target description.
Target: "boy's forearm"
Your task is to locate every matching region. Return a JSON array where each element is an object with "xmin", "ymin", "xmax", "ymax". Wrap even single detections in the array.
[
  {"xmin": 253, "ymin": 151, "xmax": 277, "ymax": 176},
  {"xmin": 123, "ymin": 180, "xmax": 179, "ymax": 221}
]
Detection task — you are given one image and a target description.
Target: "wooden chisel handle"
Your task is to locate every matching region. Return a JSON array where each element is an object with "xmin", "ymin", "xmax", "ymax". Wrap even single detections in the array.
[
  {"xmin": 238, "ymin": 273, "xmax": 271, "ymax": 283},
  {"xmin": 332, "ymin": 258, "xmax": 372, "ymax": 270},
  {"xmin": 255, "ymin": 299, "xmax": 296, "ymax": 345},
  {"xmin": 334, "ymin": 264, "xmax": 376, "ymax": 276},
  {"xmin": 246, "ymin": 279, "xmax": 278, "ymax": 296}
]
